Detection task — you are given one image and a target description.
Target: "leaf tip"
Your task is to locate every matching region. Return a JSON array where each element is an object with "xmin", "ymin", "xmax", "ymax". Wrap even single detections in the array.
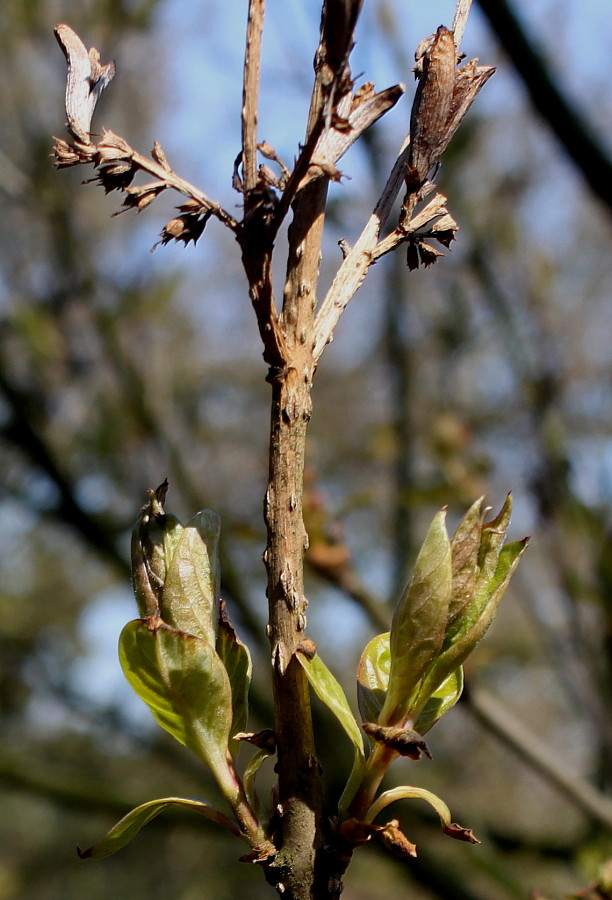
[{"xmin": 443, "ymin": 822, "xmax": 480, "ymax": 844}]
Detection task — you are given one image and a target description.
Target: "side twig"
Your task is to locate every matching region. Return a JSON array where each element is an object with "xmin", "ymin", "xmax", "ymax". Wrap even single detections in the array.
[{"xmin": 241, "ymin": 0, "xmax": 266, "ymax": 192}]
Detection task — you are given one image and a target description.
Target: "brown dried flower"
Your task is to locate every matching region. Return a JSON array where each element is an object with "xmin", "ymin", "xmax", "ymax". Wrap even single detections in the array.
[
  {"xmin": 153, "ymin": 208, "xmax": 212, "ymax": 250},
  {"xmin": 112, "ymin": 181, "xmax": 168, "ymax": 215},
  {"xmin": 407, "ymin": 26, "xmax": 495, "ymax": 185},
  {"xmin": 375, "ymin": 820, "xmax": 418, "ymax": 859},
  {"xmin": 52, "ymin": 137, "xmax": 95, "ymax": 168}
]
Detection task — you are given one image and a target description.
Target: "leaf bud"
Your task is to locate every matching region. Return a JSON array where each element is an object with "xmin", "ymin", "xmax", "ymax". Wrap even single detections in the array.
[
  {"xmin": 359, "ymin": 496, "xmax": 528, "ymax": 734},
  {"xmin": 131, "ymin": 479, "xmax": 183, "ymax": 619}
]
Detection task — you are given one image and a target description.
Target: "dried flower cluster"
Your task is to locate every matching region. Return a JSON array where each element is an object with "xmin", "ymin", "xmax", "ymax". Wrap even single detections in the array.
[
  {"xmin": 52, "ymin": 20, "xmax": 492, "ymax": 276},
  {"xmin": 394, "ymin": 24, "xmax": 495, "ymax": 268},
  {"xmin": 53, "ymin": 128, "xmax": 214, "ymax": 249}
]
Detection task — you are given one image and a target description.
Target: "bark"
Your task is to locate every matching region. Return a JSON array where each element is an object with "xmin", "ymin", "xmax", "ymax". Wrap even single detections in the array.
[{"xmin": 262, "ymin": 176, "xmax": 329, "ymax": 898}]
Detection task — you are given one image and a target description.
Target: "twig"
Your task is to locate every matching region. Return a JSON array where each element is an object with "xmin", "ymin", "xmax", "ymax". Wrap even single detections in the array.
[
  {"xmin": 312, "ymin": 136, "xmax": 411, "ymax": 360},
  {"xmin": 241, "ymin": 0, "xmax": 266, "ymax": 192},
  {"xmin": 464, "ymin": 686, "xmax": 612, "ymax": 831},
  {"xmin": 452, "ymin": 0, "xmax": 474, "ymax": 49},
  {"xmin": 271, "ymin": 85, "xmax": 404, "ymax": 240},
  {"xmin": 117, "ymin": 140, "xmax": 239, "ymax": 230},
  {"xmin": 54, "ymin": 130, "xmax": 238, "ymax": 232}
]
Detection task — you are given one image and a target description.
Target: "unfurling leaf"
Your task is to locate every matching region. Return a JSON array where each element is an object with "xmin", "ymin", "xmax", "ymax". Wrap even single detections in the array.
[
  {"xmin": 130, "ymin": 483, "xmax": 222, "ymax": 642},
  {"xmin": 119, "ymin": 619, "xmax": 232, "ymax": 774},
  {"xmin": 296, "ymin": 648, "xmax": 366, "ymax": 757},
  {"xmin": 78, "ymin": 797, "xmax": 240, "ymax": 860},
  {"xmin": 414, "ymin": 666, "xmax": 463, "ymax": 735},
  {"xmin": 357, "ymin": 631, "xmax": 463, "ymax": 736},
  {"xmin": 160, "ymin": 509, "xmax": 221, "ymax": 644},
  {"xmin": 131, "ymin": 480, "xmax": 183, "ymax": 618},
  {"xmin": 217, "ymin": 599, "xmax": 252, "ymax": 753},
  {"xmin": 366, "ymin": 497, "xmax": 527, "ymax": 731},
  {"xmin": 357, "ymin": 631, "xmax": 390, "ymax": 725},
  {"xmin": 380, "ymin": 510, "xmax": 452, "ymax": 726},
  {"xmin": 415, "ymin": 535, "xmax": 529, "ymax": 709}
]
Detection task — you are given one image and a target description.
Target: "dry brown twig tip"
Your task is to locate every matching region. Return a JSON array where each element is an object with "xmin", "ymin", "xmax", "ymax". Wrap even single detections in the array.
[{"xmin": 55, "ymin": 23, "xmax": 115, "ymax": 144}]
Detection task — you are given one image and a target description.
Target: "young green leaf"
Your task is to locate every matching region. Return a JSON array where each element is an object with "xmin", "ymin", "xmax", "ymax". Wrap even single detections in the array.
[
  {"xmin": 363, "ymin": 784, "xmax": 479, "ymax": 843},
  {"xmin": 216, "ymin": 601, "xmax": 252, "ymax": 753},
  {"xmin": 242, "ymin": 748, "xmax": 273, "ymax": 818},
  {"xmin": 159, "ymin": 510, "xmax": 221, "ymax": 644},
  {"xmin": 131, "ymin": 482, "xmax": 184, "ymax": 618},
  {"xmin": 445, "ymin": 497, "xmax": 486, "ymax": 634},
  {"xmin": 78, "ymin": 797, "xmax": 240, "ymax": 860},
  {"xmin": 119, "ymin": 619, "xmax": 232, "ymax": 772},
  {"xmin": 297, "ymin": 648, "xmax": 368, "ymax": 817},
  {"xmin": 356, "ymin": 632, "xmax": 390, "ymax": 725},
  {"xmin": 296, "ymin": 650, "xmax": 366, "ymax": 757},
  {"xmin": 357, "ymin": 633, "xmax": 462, "ymax": 736},
  {"xmin": 476, "ymin": 493, "xmax": 513, "ymax": 586},
  {"xmin": 415, "ymin": 537, "xmax": 529, "ymax": 709},
  {"xmin": 381, "ymin": 510, "xmax": 452, "ymax": 726},
  {"xmin": 414, "ymin": 666, "xmax": 463, "ymax": 735}
]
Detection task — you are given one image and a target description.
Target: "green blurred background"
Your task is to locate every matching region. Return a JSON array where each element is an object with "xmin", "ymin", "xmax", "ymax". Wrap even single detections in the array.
[{"xmin": 1, "ymin": 0, "xmax": 611, "ymax": 897}]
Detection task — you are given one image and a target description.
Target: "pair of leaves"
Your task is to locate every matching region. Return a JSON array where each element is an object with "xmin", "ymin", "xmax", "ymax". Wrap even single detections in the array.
[
  {"xmin": 128, "ymin": 499, "xmax": 251, "ymax": 763},
  {"xmin": 88, "ymin": 601, "xmax": 252, "ymax": 862},
  {"xmin": 120, "ymin": 614, "xmax": 252, "ymax": 769},
  {"xmin": 376, "ymin": 498, "xmax": 528, "ymax": 729},
  {"xmin": 357, "ymin": 631, "xmax": 463, "ymax": 736}
]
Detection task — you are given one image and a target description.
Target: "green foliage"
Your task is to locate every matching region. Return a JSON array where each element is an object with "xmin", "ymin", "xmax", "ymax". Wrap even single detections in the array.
[
  {"xmin": 414, "ymin": 667, "xmax": 464, "ymax": 736},
  {"xmin": 119, "ymin": 620, "xmax": 233, "ymax": 773},
  {"xmin": 113, "ymin": 481, "xmax": 530, "ymax": 868},
  {"xmin": 357, "ymin": 631, "xmax": 390, "ymax": 725},
  {"xmin": 358, "ymin": 632, "xmax": 463, "ymax": 736},
  {"xmin": 216, "ymin": 604, "xmax": 252, "ymax": 753},
  {"xmin": 160, "ymin": 510, "xmax": 221, "ymax": 643},
  {"xmin": 296, "ymin": 649, "xmax": 366, "ymax": 758},
  {"xmin": 378, "ymin": 496, "xmax": 528, "ymax": 730},
  {"xmin": 296, "ymin": 647, "xmax": 369, "ymax": 817},
  {"xmin": 78, "ymin": 797, "xmax": 240, "ymax": 860},
  {"xmin": 382, "ymin": 511, "xmax": 453, "ymax": 727}
]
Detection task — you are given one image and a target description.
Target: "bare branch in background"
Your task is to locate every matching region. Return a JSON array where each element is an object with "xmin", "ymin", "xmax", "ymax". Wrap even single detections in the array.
[{"xmin": 476, "ymin": 0, "xmax": 612, "ymax": 217}]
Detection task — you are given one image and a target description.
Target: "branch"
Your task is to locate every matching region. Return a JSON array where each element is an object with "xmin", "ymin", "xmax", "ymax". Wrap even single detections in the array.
[
  {"xmin": 241, "ymin": 0, "xmax": 265, "ymax": 193},
  {"xmin": 464, "ymin": 685, "xmax": 612, "ymax": 831},
  {"xmin": 271, "ymin": 83, "xmax": 405, "ymax": 234},
  {"xmin": 53, "ymin": 25, "xmax": 237, "ymax": 244},
  {"xmin": 312, "ymin": 136, "xmax": 410, "ymax": 360},
  {"xmin": 54, "ymin": 131, "xmax": 237, "ymax": 235},
  {"xmin": 312, "ymin": 8, "xmax": 494, "ymax": 359},
  {"xmin": 451, "ymin": 0, "xmax": 474, "ymax": 48}
]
